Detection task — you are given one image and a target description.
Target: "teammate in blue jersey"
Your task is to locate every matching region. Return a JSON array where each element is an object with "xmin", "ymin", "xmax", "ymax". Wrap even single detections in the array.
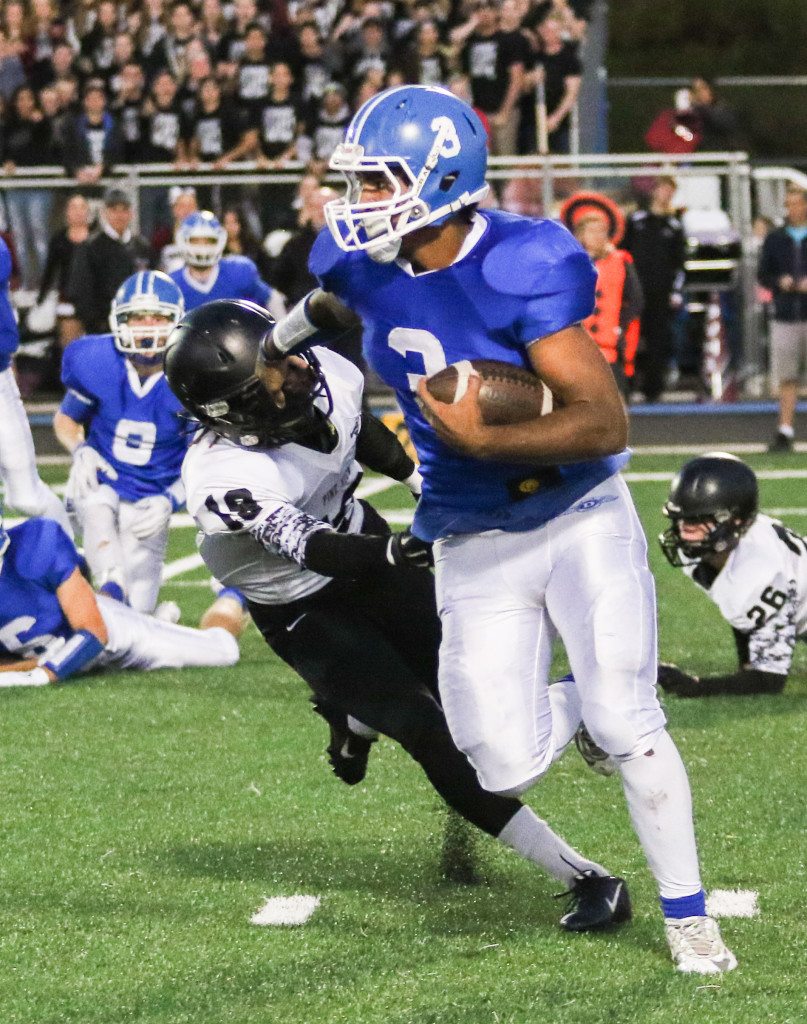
[
  {"xmin": 0, "ymin": 237, "xmax": 72, "ymax": 534},
  {"xmin": 261, "ymin": 85, "xmax": 738, "ymax": 974},
  {"xmin": 53, "ymin": 271, "xmax": 189, "ymax": 613},
  {"xmin": 0, "ymin": 510, "xmax": 245, "ymax": 688},
  {"xmin": 169, "ymin": 210, "xmax": 285, "ymax": 319}
]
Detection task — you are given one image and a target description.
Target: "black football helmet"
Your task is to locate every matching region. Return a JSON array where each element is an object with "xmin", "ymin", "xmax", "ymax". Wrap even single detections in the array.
[
  {"xmin": 659, "ymin": 452, "xmax": 759, "ymax": 566},
  {"xmin": 163, "ymin": 299, "xmax": 333, "ymax": 449}
]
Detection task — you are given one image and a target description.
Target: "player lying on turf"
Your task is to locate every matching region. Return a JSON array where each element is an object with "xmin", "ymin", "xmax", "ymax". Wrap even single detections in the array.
[
  {"xmin": 659, "ymin": 451, "xmax": 805, "ymax": 696},
  {"xmin": 0, "ymin": 510, "xmax": 246, "ymax": 686},
  {"xmin": 164, "ymin": 297, "xmax": 632, "ymax": 933}
]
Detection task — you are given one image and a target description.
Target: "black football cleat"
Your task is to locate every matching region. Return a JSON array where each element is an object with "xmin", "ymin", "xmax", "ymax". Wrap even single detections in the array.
[
  {"xmin": 311, "ymin": 699, "xmax": 376, "ymax": 786},
  {"xmin": 557, "ymin": 871, "xmax": 633, "ymax": 932}
]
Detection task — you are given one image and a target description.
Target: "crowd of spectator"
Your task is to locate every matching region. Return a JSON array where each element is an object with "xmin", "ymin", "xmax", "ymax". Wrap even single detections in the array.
[{"xmin": 0, "ymin": 0, "xmax": 595, "ymax": 290}]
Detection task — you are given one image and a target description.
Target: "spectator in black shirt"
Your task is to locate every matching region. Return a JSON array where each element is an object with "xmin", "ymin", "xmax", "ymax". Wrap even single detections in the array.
[
  {"xmin": 623, "ymin": 176, "xmax": 686, "ymax": 403},
  {"xmin": 176, "ymin": 38, "xmax": 216, "ymax": 120},
  {"xmin": 235, "ymin": 23, "xmax": 273, "ymax": 115},
  {"xmin": 77, "ymin": 0, "xmax": 120, "ymax": 82},
  {"xmin": 343, "ymin": 16, "xmax": 391, "ymax": 96},
  {"xmin": 524, "ymin": 10, "xmax": 581, "ymax": 154},
  {"xmin": 296, "ymin": 22, "xmax": 337, "ymax": 106},
  {"xmin": 2, "ymin": 83, "xmax": 59, "ymax": 290},
  {"xmin": 689, "ymin": 76, "xmax": 743, "ymax": 152},
  {"xmin": 178, "ymin": 76, "xmax": 247, "ymax": 168},
  {"xmin": 61, "ymin": 79, "xmax": 124, "ymax": 183},
  {"xmin": 396, "ymin": 20, "xmax": 451, "ymax": 87},
  {"xmin": 67, "ymin": 187, "xmax": 151, "ymax": 335},
  {"xmin": 146, "ymin": 0, "xmax": 201, "ymax": 85},
  {"xmin": 305, "ymin": 81, "xmax": 351, "ymax": 173},
  {"xmin": 222, "ymin": 205, "xmax": 274, "ymax": 282},
  {"xmin": 456, "ymin": 0, "xmax": 525, "ymax": 155},
  {"xmin": 139, "ymin": 70, "xmax": 184, "ymax": 240},
  {"xmin": 217, "ymin": 0, "xmax": 270, "ymax": 81},
  {"xmin": 247, "ymin": 61, "xmax": 306, "ymax": 168},
  {"xmin": 37, "ymin": 191, "xmax": 91, "ymax": 350},
  {"xmin": 112, "ymin": 62, "xmax": 146, "ymax": 163}
]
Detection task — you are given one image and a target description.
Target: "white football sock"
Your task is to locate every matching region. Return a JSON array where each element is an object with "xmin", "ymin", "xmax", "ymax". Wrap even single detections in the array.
[
  {"xmin": 617, "ymin": 728, "xmax": 703, "ymax": 899},
  {"xmin": 497, "ymin": 805, "xmax": 608, "ymax": 886}
]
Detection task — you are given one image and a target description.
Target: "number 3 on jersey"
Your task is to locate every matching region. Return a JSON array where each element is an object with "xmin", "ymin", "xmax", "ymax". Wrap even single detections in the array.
[{"xmin": 388, "ymin": 328, "xmax": 447, "ymax": 391}]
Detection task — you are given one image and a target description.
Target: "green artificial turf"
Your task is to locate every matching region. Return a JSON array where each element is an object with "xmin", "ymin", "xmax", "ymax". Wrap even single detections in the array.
[{"xmin": 3, "ymin": 456, "xmax": 807, "ymax": 1022}]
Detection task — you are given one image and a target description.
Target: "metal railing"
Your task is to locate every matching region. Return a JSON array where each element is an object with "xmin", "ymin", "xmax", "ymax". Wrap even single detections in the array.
[{"xmin": 2, "ymin": 153, "xmax": 803, "ymax": 397}]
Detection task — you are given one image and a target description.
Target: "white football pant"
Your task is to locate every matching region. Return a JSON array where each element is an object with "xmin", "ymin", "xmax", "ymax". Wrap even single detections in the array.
[
  {"xmin": 0, "ymin": 366, "xmax": 73, "ymax": 535},
  {"xmin": 95, "ymin": 595, "xmax": 239, "ymax": 671},
  {"xmin": 74, "ymin": 484, "xmax": 169, "ymax": 613},
  {"xmin": 433, "ymin": 474, "xmax": 665, "ymax": 795}
]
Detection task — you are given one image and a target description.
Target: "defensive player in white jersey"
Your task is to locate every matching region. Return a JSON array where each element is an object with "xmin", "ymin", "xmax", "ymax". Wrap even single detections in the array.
[
  {"xmin": 53, "ymin": 271, "xmax": 189, "ymax": 613},
  {"xmin": 169, "ymin": 211, "xmax": 286, "ymax": 320},
  {"xmin": 659, "ymin": 452, "xmax": 805, "ymax": 696},
  {"xmin": 0, "ymin": 237, "xmax": 72, "ymax": 535},
  {"xmin": 261, "ymin": 85, "xmax": 737, "ymax": 973},
  {"xmin": 0, "ymin": 508, "xmax": 245, "ymax": 688},
  {"xmin": 164, "ymin": 298, "xmax": 634, "ymax": 931}
]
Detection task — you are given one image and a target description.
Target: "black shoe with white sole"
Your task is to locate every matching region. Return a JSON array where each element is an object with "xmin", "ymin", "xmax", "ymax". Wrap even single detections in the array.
[{"xmin": 557, "ymin": 871, "xmax": 633, "ymax": 932}]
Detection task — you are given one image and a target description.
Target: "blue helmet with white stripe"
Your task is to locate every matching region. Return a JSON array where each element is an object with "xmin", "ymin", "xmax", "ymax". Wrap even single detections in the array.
[
  {"xmin": 178, "ymin": 210, "xmax": 228, "ymax": 268},
  {"xmin": 110, "ymin": 271, "xmax": 184, "ymax": 362},
  {"xmin": 326, "ymin": 85, "xmax": 489, "ymax": 263}
]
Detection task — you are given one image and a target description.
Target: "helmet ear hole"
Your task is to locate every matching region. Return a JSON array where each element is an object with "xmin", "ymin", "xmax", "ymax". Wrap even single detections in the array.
[{"xmin": 439, "ymin": 172, "xmax": 459, "ymax": 192}]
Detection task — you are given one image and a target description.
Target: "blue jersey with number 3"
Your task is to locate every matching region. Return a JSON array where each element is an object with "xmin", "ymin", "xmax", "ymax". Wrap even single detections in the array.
[
  {"xmin": 311, "ymin": 210, "xmax": 629, "ymax": 540},
  {"xmin": 170, "ymin": 255, "xmax": 272, "ymax": 311},
  {"xmin": 0, "ymin": 519, "xmax": 85, "ymax": 659},
  {"xmin": 60, "ymin": 334, "xmax": 190, "ymax": 501}
]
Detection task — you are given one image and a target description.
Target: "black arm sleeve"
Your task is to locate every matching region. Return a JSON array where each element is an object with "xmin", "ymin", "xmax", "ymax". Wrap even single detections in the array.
[
  {"xmin": 692, "ymin": 669, "xmax": 787, "ymax": 696},
  {"xmin": 302, "ymin": 499, "xmax": 393, "ymax": 578},
  {"xmin": 354, "ymin": 412, "xmax": 416, "ymax": 481},
  {"xmin": 304, "ymin": 530, "xmax": 390, "ymax": 577}
]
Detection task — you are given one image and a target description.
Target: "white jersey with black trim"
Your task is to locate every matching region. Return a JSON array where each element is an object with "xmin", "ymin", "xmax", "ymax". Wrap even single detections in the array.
[
  {"xmin": 684, "ymin": 513, "xmax": 807, "ymax": 674},
  {"xmin": 182, "ymin": 347, "xmax": 366, "ymax": 604}
]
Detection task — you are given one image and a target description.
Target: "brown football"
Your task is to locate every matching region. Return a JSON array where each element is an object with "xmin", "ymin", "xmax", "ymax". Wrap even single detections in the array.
[{"xmin": 425, "ymin": 359, "xmax": 554, "ymax": 426}]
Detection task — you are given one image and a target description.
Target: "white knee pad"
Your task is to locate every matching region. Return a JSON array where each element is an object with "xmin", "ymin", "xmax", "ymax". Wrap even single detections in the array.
[{"xmin": 582, "ymin": 703, "xmax": 664, "ymax": 760}]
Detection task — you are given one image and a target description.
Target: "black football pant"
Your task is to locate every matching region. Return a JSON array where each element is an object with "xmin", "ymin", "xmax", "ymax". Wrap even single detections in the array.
[{"xmin": 247, "ymin": 562, "xmax": 522, "ymax": 838}]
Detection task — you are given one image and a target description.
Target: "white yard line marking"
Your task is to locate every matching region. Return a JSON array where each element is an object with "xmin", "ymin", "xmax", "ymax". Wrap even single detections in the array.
[
  {"xmin": 705, "ymin": 889, "xmax": 759, "ymax": 918},
  {"xmin": 251, "ymin": 895, "xmax": 321, "ymax": 926},
  {"xmin": 161, "ymin": 552, "xmax": 204, "ymax": 581}
]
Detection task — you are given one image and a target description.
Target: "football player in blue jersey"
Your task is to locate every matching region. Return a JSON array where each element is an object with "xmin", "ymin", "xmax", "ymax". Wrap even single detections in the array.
[
  {"xmin": 53, "ymin": 271, "xmax": 189, "ymax": 614},
  {"xmin": 0, "ymin": 508, "xmax": 246, "ymax": 688},
  {"xmin": 260, "ymin": 85, "xmax": 737, "ymax": 974},
  {"xmin": 0, "ymin": 237, "xmax": 73, "ymax": 535},
  {"xmin": 169, "ymin": 210, "xmax": 286, "ymax": 319}
]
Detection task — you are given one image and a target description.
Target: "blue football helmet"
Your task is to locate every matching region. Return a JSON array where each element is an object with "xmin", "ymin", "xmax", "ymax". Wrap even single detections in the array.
[
  {"xmin": 178, "ymin": 210, "xmax": 228, "ymax": 268},
  {"xmin": 110, "ymin": 271, "xmax": 184, "ymax": 362},
  {"xmin": 326, "ymin": 85, "xmax": 489, "ymax": 263}
]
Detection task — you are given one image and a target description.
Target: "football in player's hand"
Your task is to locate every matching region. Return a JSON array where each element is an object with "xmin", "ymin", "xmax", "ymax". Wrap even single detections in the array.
[{"xmin": 425, "ymin": 359, "xmax": 554, "ymax": 426}]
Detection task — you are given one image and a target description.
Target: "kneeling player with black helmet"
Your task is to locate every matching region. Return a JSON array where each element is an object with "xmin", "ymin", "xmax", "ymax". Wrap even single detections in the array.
[
  {"xmin": 659, "ymin": 451, "xmax": 803, "ymax": 696},
  {"xmin": 164, "ymin": 298, "xmax": 633, "ymax": 932}
]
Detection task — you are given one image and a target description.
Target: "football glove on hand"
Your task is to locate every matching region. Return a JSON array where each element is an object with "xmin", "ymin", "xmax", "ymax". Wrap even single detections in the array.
[
  {"xmin": 0, "ymin": 667, "xmax": 51, "ymax": 687},
  {"xmin": 386, "ymin": 529, "xmax": 434, "ymax": 568},
  {"xmin": 69, "ymin": 444, "xmax": 118, "ymax": 501},
  {"xmin": 657, "ymin": 662, "xmax": 701, "ymax": 696},
  {"xmin": 130, "ymin": 494, "xmax": 173, "ymax": 539}
]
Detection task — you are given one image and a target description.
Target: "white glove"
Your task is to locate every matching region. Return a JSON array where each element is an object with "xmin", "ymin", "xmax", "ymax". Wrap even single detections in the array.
[
  {"xmin": 0, "ymin": 667, "xmax": 51, "ymax": 688},
  {"xmin": 69, "ymin": 444, "xmax": 118, "ymax": 501},
  {"xmin": 130, "ymin": 494, "xmax": 173, "ymax": 540}
]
